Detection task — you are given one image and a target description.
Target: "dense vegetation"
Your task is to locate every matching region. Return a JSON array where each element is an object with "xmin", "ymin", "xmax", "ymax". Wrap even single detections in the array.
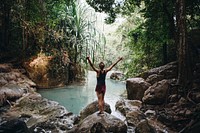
[
  {"xmin": 1, "ymin": 0, "xmax": 200, "ymax": 88},
  {"xmin": 86, "ymin": 0, "xmax": 200, "ymax": 87},
  {"xmin": 0, "ymin": 0, "xmax": 105, "ymax": 84}
]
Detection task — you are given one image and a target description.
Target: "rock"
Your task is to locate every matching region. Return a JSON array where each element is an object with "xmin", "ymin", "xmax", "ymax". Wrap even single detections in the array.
[
  {"xmin": 18, "ymin": 68, "xmax": 26, "ymax": 74},
  {"xmin": 116, "ymin": 99, "xmax": 144, "ymax": 126},
  {"xmin": 144, "ymin": 110, "xmax": 156, "ymax": 118},
  {"xmin": 135, "ymin": 119, "xmax": 156, "ymax": 133},
  {"xmin": 110, "ymin": 71, "xmax": 124, "ymax": 80},
  {"xmin": 2, "ymin": 93, "xmax": 76, "ymax": 132},
  {"xmin": 126, "ymin": 78, "xmax": 151, "ymax": 100},
  {"xmin": 142, "ymin": 80, "xmax": 169, "ymax": 105},
  {"xmin": 139, "ymin": 61, "xmax": 177, "ymax": 79},
  {"xmin": 0, "ymin": 64, "xmax": 12, "ymax": 73},
  {"xmin": 4, "ymin": 72, "xmax": 17, "ymax": 81},
  {"xmin": 0, "ymin": 119, "xmax": 30, "ymax": 133},
  {"xmin": 9, "ymin": 80, "xmax": 17, "ymax": 84},
  {"xmin": 79, "ymin": 100, "xmax": 111, "ymax": 120},
  {"xmin": 190, "ymin": 92, "xmax": 200, "ymax": 103},
  {"xmin": 0, "ymin": 63, "xmax": 77, "ymax": 132},
  {"xmin": 23, "ymin": 55, "xmax": 70, "ymax": 88},
  {"xmin": 126, "ymin": 110, "xmax": 145, "ymax": 126},
  {"xmin": 146, "ymin": 74, "xmax": 164, "ymax": 85},
  {"xmin": 20, "ymin": 75, "xmax": 37, "ymax": 87},
  {"xmin": 116, "ymin": 99, "xmax": 142, "ymax": 116},
  {"xmin": 168, "ymin": 94, "xmax": 179, "ymax": 103},
  {"xmin": 178, "ymin": 109, "xmax": 186, "ymax": 116},
  {"xmin": 0, "ymin": 84, "xmax": 24, "ymax": 105},
  {"xmin": 172, "ymin": 105, "xmax": 178, "ymax": 110},
  {"xmin": 178, "ymin": 97, "xmax": 188, "ymax": 106},
  {"xmin": 147, "ymin": 118, "xmax": 173, "ymax": 133},
  {"xmin": 185, "ymin": 110, "xmax": 192, "ymax": 116},
  {"xmin": 157, "ymin": 110, "xmax": 174, "ymax": 126},
  {"xmin": 0, "ymin": 77, "xmax": 8, "ymax": 86},
  {"xmin": 115, "ymin": 100, "xmax": 126, "ymax": 116},
  {"xmin": 75, "ymin": 112, "xmax": 127, "ymax": 133},
  {"xmin": 90, "ymin": 122, "xmax": 107, "ymax": 133}
]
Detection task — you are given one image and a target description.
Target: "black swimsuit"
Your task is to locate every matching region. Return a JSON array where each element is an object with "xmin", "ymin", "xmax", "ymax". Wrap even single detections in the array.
[{"xmin": 95, "ymin": 70, "xmax": 106, "ymax": 94}]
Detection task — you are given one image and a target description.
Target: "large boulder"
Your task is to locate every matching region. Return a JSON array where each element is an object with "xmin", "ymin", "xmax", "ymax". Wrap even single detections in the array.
[
  {"xmin": 116, "ymin": 99, "xmax": 144, "ymax": 127},
  {"xmin": 75, "ymin": 112, "xmax": 127, "ymax": 133},
  {"xmin": 135, "ymin": 119, "xmax": 156, "ymax": 133},
  {"xmin": 0, "ymin": 65, "xmax": 36, "ymax": 106},
  {"xmin": 142, "ymin": 79, "xmax": 169, "ymax": 105},
  {"xmin": 23, "ymin": 53, "xmax": 76, "ymax": 88},
  {"xmin": 115, "ymin": 99, "xmax": 142, "ymax": 116},
  {"xmin": 146, "ymin": 74, "xmax": 164, "ymax": 85},
  {"xmin": 139, "ymin": 61, "xmax": 177, "ymax": 80},
  {"xmin": 126, "ymin": 78, "xmax": 151, "ymax": 100},
  {"xmin": 110, "ymin": 71, "xmax": 124, "ymax": 80},
  {"xmin": 79, "ymin": 100, "xmax": 111, "ymax": 120},
  {"xmin": 0, "ymin": 84, "xmax": 25, "ymax": 106}
]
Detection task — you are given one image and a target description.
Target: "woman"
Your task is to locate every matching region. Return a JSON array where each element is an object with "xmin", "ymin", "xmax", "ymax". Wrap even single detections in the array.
[{"xmin": 86, "ymin": 56, "xmax": 123, "ymax": 115}]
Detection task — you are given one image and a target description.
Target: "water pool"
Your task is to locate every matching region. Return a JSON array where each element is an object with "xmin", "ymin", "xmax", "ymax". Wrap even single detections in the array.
[{"xmin": 37, "ymin": 71, "xmax": 126, "ymax": 115}]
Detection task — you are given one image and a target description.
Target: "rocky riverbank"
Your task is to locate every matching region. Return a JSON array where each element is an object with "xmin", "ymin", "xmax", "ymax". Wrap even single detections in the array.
[
  {"xmin": 1, "ymin": 61, "xmax": 200, "ymax": 133},
  {"xmin": 0, "ymin": 64, "xmax": 77, "ymax": 132},
  {"xmin": 0, "ymin": 64, "xmax": 128, "ymax": 133},
  {"xmin": 124, "ymin": 61, "xmax": 200, "ymax": 133}
]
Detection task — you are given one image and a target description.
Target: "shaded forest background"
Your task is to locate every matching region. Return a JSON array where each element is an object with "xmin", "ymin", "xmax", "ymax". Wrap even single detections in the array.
[{"xmin": 0, "ymin": 0, "xmax": 200, "ymax": 90}]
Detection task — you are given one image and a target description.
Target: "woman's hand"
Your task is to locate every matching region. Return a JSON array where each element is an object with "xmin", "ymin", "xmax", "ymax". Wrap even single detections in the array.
[
  {"xmin": 118, "ymin": 57, "xmax": 123, "ymax": 61},
  {"xmin": 86, "ymin": 56, "xmax": 90, "ymax": 60}
]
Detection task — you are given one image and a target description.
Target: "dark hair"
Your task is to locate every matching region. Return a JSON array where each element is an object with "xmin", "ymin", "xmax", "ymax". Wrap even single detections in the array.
[{"xmin": 99, "ymin": 62, "xmax": 105, "ymax": 70}]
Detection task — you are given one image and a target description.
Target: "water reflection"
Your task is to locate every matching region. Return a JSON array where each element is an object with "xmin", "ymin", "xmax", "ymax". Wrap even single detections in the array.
[{"xmin": 38, "ymin": 71, "xmax": 126, "ymax": 115}]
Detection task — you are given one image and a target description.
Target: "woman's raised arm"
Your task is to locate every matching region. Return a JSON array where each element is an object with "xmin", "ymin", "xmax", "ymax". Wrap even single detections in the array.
[
  {"xmin": 105, "ymin": 57, "xmax": 123, "ymax": 72},
  {"xmin": 86, "ymin": 57, "xmax": 98, "ymax": 72}
]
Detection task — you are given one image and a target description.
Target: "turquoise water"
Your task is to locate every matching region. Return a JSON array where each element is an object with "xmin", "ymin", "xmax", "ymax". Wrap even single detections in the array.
[{"xmin": 37, "ymin": 71, "xmax": 126, "ymax": 115}]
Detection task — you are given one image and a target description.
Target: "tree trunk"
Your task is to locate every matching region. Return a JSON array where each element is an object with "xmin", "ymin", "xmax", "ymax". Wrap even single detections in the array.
[{"xmin": 176, "ymin": 0, "xmax": 191, "ymax": 89}]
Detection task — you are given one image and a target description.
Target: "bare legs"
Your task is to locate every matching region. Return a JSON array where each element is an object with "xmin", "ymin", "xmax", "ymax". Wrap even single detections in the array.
[{"xmin": 96, "ymin": 91, "xmax": 105, "ymax": 114}]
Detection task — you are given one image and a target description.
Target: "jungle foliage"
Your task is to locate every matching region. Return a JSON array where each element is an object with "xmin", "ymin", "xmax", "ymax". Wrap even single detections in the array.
[
  {"xmin": 0, "ymin": 0, "xmax": 105, "ymax": 61},
  {"xmin": 0, "ymin": 0, "xmax": 105, "ymax": 83},
  {"xmin": 86, "ymin": 0, "xmax": 200, "ymax": 79}
]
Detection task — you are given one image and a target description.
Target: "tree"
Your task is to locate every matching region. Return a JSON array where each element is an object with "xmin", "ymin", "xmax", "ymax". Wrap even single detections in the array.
[
  {"xmin": 86, "ymin": 0, "xmax": 199, "ymax": 80},
  {"xmin": 176, "ymin": 0, "xmax": 191, "ymax": 90}
]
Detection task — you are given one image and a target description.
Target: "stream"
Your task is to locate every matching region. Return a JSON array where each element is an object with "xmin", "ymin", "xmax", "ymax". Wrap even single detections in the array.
[{"xmin": 37, "ymin": 71, "xmax": 126, "ymax": 116}]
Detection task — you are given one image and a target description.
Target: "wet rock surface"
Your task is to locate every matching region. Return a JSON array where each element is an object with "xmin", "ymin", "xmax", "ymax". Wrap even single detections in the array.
[
  {"xmin": 143, "ymin": 79, "xmax": 169, "ymax": 104},
  {"xmin": 0, "ymin": 64, "xmax": 76, "ymax": 133},
  {"xmin": 74, "ymin": 112, "xmax": 127, "ymax": 133},
  {"xmin": 126, "ymin": 78, "xmax": 151, "ymax": 100},
  {"xmin": 135, "ymin": 119, "xmax": 156, "ymax": 133},
  {"xmin": 79, "ymin": 100, "xmax": 111, "ymax": 120},
  {"xmin": 125, "ymin": 61, "xmax": 200, "ymax": 132},
  {"xmin": 115, "ymin": 99, "xmax": 173, "ymax": 132},
  {"xmin": 2, "ymin": 93, "xmax": 76, "ymax": 132}
]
